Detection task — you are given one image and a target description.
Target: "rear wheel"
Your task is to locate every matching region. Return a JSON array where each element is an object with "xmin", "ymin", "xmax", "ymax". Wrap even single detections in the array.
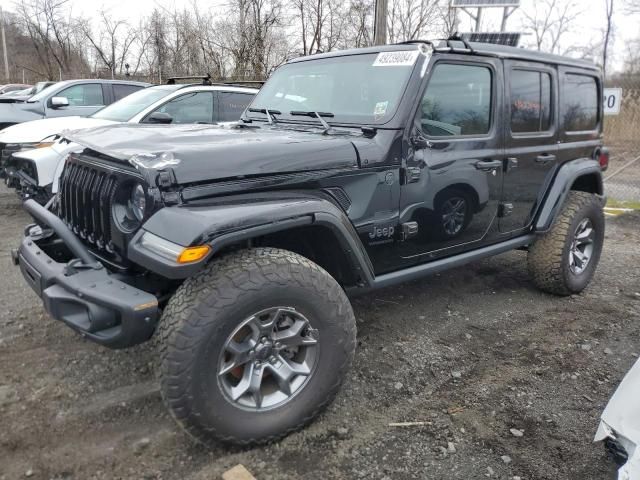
[
  {"xmin": 528, "ymin": 191, "xmax": 604, "ymax": 295},
  {"xmin": 156, "ymin": 247, "xmax": 356, "ymax": 445}
]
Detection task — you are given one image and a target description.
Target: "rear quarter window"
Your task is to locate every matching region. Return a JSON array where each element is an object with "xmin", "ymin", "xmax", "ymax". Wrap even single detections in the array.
[
  {"xmin": 217, "ymin": 92, "xmax": 254, "ymax": 122},
  {"xmin": 114, "ymin": 84, "xmax": 145, "ymax": 101},
  {"xmin": 562, "ymin": 74, "xmax": 599, "ymax": 131}
]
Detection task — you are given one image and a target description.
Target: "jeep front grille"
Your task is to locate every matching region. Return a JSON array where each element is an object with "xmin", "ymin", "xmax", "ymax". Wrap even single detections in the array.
[{"xmin": 58, "ymin": 159, "xmax": 119, "ymax": 251}]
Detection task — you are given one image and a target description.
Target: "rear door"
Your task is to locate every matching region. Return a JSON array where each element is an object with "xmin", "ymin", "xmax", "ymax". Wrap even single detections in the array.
[
  {"xmin": 214, "ymin": 91, "xmax": 255, "ymax": 123},
  {"xmin": 500, "ymin": 60, "xmax": 558, "ymax": 234}
]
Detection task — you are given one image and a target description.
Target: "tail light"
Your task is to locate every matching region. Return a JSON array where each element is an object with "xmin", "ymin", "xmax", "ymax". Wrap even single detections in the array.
[{"xmin": 596, "ymin": 148, "xmax": 609, "ymax": 171}]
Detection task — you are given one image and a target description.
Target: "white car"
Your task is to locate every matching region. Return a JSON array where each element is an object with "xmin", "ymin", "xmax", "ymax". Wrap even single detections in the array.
[
  {"xmin": 595, "ymin": 357, "xmax": 640, "ymax": 479},
  {"xmin": 1, "ymin": 81, "xmax": 258, "ymax": 203}
]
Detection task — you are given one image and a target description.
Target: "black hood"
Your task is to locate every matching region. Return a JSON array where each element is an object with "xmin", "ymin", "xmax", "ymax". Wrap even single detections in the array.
[{"xmin": 65, "ymin": 123, "xmax": 360, "ymax": 184}]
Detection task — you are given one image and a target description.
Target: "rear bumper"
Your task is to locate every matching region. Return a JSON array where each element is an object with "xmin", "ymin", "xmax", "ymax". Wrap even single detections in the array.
[{"xmin": 15, "ymin": 201, "xmax": 159, "ymax": 349}]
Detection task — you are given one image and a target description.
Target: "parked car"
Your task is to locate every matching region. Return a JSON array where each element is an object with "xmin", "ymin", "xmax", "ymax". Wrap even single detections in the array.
[
  {"xmin": 0, "ymin": 79, "xmax": 149, "ymax": 131},
  {"xmin": 0, "ymin": 81, "xmax": 57, "ymax": 103},
  {"xmin": 2, "ymin": 81, "xmax": 258, "ymax": 203},
  {"xmin": 0, "ymin": 83, "xmax": 31, "ymax": 95},
  {"xmin": 595, "ymin": 357, "xmax": 640, "ymax": 479},
  {"xmin": 13, "ymin": 39, "xmax": 608, "ymax": 446}
]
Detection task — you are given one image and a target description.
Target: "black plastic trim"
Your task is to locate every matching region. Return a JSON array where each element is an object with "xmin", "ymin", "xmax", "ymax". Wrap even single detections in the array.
[
  {"xmin": 534, "ymin": 158, "xmax": 604, "ymax": 232},
  {"xmin": 17, "ymin": 228, "xmax": 159, "ymax": 348},
  {"xmin": 347, "ymin": 234, "xmax": 535, "ymax": 296}
]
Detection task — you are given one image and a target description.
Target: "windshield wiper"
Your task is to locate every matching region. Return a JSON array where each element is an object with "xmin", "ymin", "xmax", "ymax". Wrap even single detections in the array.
[
  {"xmin": 248, "ymin": 107, "xmax": 281, "ymax": 124},
  {"xmin": 290, "ymin": 111, "xmax": 334, "ymax": 133}
]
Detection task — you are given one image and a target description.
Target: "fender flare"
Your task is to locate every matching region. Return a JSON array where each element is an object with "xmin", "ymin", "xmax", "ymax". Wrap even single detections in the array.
[
  {"xmin": 534, "ymin": 158, "xmax": 604, "ymax": 232},
  {"xmin": 128, "ymin": 191, "xmax": 375, "ymax": 283}
]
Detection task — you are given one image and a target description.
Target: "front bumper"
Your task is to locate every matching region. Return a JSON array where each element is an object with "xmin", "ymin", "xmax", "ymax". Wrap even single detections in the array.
[{"xmin": 15, "ymin": 201, "xmax": 159, "ymax": 349}]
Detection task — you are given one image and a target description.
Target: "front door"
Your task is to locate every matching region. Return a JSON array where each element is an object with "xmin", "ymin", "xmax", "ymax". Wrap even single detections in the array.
[
  {"xmin": 45, "ymin": 83, "xmax": 106, "ymax": 118},
  {"xmin": 396, "ymin": 57, "xmax": 504, "ymax": 268},
  {"xmin": 500, "ymin": 61, "xmax": 559, "ymax": 234}
]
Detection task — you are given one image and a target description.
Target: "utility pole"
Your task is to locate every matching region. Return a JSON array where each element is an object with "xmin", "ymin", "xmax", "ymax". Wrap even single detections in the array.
[
  {"xmin": 373, "ymin": 0, "xmax": 388, "ymax": 46},
  {"xmin": 0, "ymin": 7, "xmax": 9, "ymax": 82},
  {"xmin": 475, "ymin": 7, "xmax": 483, "ymax": 32},
  {"xmin": 500, "ymin": 6, "xmax": 516, "ymax": 32}
]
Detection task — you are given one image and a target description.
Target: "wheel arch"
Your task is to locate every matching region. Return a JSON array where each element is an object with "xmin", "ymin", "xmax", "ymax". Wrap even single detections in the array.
[
  {"xmin": 534, "ymin": 158, "xmax": 604, "ymax": 233},
  {"xmin": 132, "ymin": 191, "xmax": 375, "ymax": 286}
]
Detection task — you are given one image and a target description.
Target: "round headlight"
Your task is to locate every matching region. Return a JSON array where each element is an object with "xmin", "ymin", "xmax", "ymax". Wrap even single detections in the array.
[{"xmin": 131, "ymin": 183, "xmax": 146, "ymax": 221}]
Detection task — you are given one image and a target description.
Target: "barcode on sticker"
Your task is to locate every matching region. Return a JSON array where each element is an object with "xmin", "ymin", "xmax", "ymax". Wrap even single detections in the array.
[{"xmin": 373, "ymin": 51, "xmax": 419, "ymax": 67}]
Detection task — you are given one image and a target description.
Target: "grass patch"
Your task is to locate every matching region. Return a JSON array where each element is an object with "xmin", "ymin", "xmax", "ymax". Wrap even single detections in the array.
[{"xmin": 606, "ymin": 198, "xmax": 640, "ymax": 210}]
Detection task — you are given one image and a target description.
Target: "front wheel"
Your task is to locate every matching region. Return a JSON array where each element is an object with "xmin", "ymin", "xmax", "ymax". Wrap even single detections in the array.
[
  {"xmin": 528, "ymin": 191, "xmax": 605, "ymax": 295},
  {"xmin": 155, "ymin": 248, "xmax": 356, "ymax": 445}
]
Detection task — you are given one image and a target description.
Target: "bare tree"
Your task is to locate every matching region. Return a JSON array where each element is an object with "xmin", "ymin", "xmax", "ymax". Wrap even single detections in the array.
[
  {"xmin": 624, "ymin": 0, "xmax": 640, "ymax": 13},
  {"xmin": 82, "ymin": 11, "xmax": 138, "ymax": 78},
  {"xmin": 387, "ymin": 0, "xmax": 441, "ymax": 43},
  {"xmin": 15, "ymin": 0, "xmax": 87, "ymax": 79},
  {"xmin": 602, "ymin": 0, "xmax": 614, "ymax": 78},
  {"xmin": 344, "ymin": 0, "xmax": 373, "ymax": 48},
  {"xmin": 519, "ymin": 0, "xmax": 581, "ymax": 55}
]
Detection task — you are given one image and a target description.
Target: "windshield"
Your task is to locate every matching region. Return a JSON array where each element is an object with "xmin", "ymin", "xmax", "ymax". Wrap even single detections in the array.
[
  {"xmin": 33, "ymin": 82, "xmax": 54, "ymax": 94},
  {"xmin": 27, "ymin": 82, "xmax": 66, "ymax": 103},
  {"xmin": 247, "ymin": 51, "xmax": 419, "ymax": 125},
  {"xmin": 91, "ymin": 86, "xmax": 178, "ymax": 122}
]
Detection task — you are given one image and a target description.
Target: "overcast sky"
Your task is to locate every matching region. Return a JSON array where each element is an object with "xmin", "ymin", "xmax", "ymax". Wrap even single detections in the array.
[{"xmin": 0, "ymin": 0, "xmax": 637, "ymax": 71}]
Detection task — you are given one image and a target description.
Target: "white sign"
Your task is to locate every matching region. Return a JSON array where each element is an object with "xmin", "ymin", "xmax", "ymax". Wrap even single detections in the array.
[
  {"xmin": 603, "ymin": 88, "xmax": 622, "ymax": 115},
  {"xmin": 372, "ymin": 51, "xmax": 419, "ymax": 67}
]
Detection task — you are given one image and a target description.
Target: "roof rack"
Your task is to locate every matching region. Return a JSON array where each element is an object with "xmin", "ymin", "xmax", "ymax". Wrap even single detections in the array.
[
  {"xmin": 394, "ymin": 36, "xmax": 474, "ymax": 55},
  {"xmin": 166, "ymin": 74, "xmax": 213, "ymax": 85},
  {"xmin": 165, "ymin": 75, "xmax": 264, "ymax": 89},
  {"xmin": 221, "ymin": 80, "xmax": 265, "ymax": 88}
]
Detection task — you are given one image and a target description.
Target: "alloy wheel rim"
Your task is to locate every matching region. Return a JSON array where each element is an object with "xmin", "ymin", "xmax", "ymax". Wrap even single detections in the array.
[
  {"xmin": 441, "ymin": 197, "xmax": 467, "ymax": 236},
  {"xmin": 569, "ymin": 218, "xmax": 595, "ymax": 275},
  {"xmin": 217, "ymin": 307, "xmax": 319, "ymax": 410}
]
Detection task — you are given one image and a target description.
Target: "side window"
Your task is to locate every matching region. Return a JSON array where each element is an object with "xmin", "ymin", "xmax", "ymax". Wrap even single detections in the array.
[
  {"xmin": 114, "ymin": 84, "xmax": 144, "ymax": 101},
  {"xmin": 151, "ymin": 92, "xmax": 214, "ymax": 124},
  {"xmin": 563, "ymin": 74, "xmax": 599, "ymax": 131},
  {"xmin": 217, "ymin": 92, "xmax": 253, "ymax": 122},
  {"xmin": 56, "ymin": 84, "xmax": 104, "ymax": 106},
  {"xmin": 510, "ymin": 70, "xmax": 552, "ymax": 133},
  {"xmin": 420, "ymin": 63, "xmax": 492, "ymax": 136}
]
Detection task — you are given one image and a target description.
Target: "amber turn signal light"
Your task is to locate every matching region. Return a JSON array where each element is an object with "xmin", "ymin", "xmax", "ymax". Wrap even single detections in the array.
[{"xmin": 177, "ymin": 245, "xmax": 211, "ymax": 264}]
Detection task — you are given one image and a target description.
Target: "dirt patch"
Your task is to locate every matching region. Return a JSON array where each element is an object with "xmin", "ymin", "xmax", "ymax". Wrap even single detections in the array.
[{"xmin": 1, "ymin": 184, "xmax": 638, "ymax": 479}]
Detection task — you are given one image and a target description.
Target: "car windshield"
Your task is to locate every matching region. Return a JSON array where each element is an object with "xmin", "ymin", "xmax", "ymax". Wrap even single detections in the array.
[
  {"xmin": 91, "ymin": 86, "xmax": 179, "ymax": 122},
  {"xmin": 27, "ymin": 82, "xmax": 67, "ymax": 103},
  {"xmin": 247, "ymin": 51, "xmax": 419, "ymax": 125}
]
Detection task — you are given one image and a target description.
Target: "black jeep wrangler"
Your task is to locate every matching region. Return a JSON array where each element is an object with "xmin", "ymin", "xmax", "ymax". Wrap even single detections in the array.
[{"xmin": 14, "ymin": 39, "xmax": 609, "ymax": 445}]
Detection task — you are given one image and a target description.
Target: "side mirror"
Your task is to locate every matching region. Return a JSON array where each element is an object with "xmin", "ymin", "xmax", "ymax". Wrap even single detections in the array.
[
  {"xmin": 145, "ymin": 112, "xmax": 173, "ymax": 124},
  {"xmin": 50, "ymin": 96, "xmax": 69, "ymax": 108},
  {"xmin": 410, "ymin": 133, "xmax": 432, "ymax": 150}
]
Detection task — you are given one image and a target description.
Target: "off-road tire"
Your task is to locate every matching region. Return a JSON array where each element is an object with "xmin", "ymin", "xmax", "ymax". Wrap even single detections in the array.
[
  {"xmin": 155, "ymin": 247, "xmax": 356, "ymax": 446},
  {"xmin": 528, "ymin": 191, "xmax": 604, "ymax": 295}
]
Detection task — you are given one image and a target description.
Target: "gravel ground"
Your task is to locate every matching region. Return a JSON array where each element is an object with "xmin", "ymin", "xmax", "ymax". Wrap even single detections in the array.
[{"xmin": 0, "ymin": 183, "xmax": 638, "ymax": 480}]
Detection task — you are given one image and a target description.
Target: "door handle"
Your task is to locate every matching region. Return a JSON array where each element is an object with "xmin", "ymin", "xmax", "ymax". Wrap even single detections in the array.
[
  {"xmin": 536, "ymin": 154, "xmax": 556, "ymax": 163},
  {"xmin": 474, "ymin": 159, "xmax": 503, "ymax": 171}
]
